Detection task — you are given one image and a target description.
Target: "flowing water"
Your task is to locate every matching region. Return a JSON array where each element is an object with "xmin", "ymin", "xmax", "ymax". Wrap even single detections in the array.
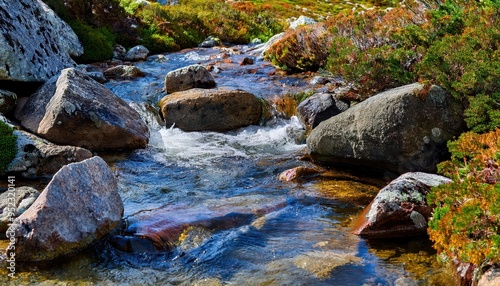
[{"xmin": 0, "ymin": 46, "xmax": 454, "ymax": 285}]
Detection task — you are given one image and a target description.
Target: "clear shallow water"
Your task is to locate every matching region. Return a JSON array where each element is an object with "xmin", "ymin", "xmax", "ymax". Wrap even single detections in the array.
[{"xmin": 0, "ymin": 46, "xmax": 453, "ymax": 285}]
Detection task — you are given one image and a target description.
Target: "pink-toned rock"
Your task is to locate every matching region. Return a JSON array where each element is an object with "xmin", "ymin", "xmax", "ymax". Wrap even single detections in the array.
[
  {"xmin": 6, "ymin": 156, "xmax": 123, "ymax": 261},
  {"xmin": 278, "ymin": 166, "xmax": 323, "ymax": 182},
  {"xmin": 353, "ymin": 172, "xmax": 451, "ymax": 238}
]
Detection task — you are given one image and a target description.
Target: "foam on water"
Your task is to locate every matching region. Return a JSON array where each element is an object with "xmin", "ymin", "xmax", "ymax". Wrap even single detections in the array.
[{"xmin": 150, "ymin": 117, "xmax": 306, "ymax": 168}]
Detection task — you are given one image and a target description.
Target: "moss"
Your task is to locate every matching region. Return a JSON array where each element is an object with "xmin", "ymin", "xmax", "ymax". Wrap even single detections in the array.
[
  {"xmin": 70, "ymin": 21, "xmax": 115, "ymax": 63},
  {"xmin": 0, "ymin": 121, "xmax": 17, "ymax": 173}
]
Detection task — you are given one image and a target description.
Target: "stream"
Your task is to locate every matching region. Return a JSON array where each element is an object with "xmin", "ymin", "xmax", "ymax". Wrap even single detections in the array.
[{"xmin": 1, "ymin": 46, "xmax": 453, "ymax": 285}]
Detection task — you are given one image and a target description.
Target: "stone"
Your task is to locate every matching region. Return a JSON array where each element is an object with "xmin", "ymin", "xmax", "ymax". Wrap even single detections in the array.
[
  {"xmin": 353, "ymin": 172, "xmax": 452, "ymax": 238},
  {"xmin": 103, "ymin": 65, "xmax": 145, "ymax": 80},
  {"xmin": 0, "ymin": 89, "xmax": 17, "ymax": 114},
  {"xmin": 6, "ymin": 129, "xmax": 93, "ymax": 178},
  {"xmin": 0, "ymin": 0, "xmax": 83, "ymax": 82},
  {"xmin": 478, "ymin": 266, "xmax": 500, "ymax": 286},
  {"xmin": 199, "ymin": 36, "xmax": 222, "ymax": 48},
  {"xmin": 296, "ymin": 93, "xmax": 349, "ymax": 133},
  {"xmin": 0, "ymin": 186, "xmax": 40, "ymax": 234},
  {"xmin": 124, "ymin": 45, "xmax": 149, "ymax": 61},
  {"xmin": 6, "ymin": 156, "xmax": 123, "ymax": 262},
  {"xmin": 164, "ymin": 64, "xmax": 216, "ymax": 93},
  {"xmin": 113, "ymin": 44, "xmax": 127, "ymax": 60},
  {"xmin": 159, "ymin": 88, "xmax": 262, "ymax": 131},
  {"xmin": 249, "ymin": 32, "xmax": 285, "ymax": 59},
  {"xmin": 17, "ymin": 68, "xmax": 149, "ymax": 150},
  {"xmin": 289, "ymin": 15, "xmax": 317, "ymax": 29},
  {"xmin": 307, "ymin": 83, "xmax": 465, "ymax": 173},
  {"xmin": 278, "ymin": 166, "xmax": 323, "ymax": 182},
  {"xmin": 240, "ymin": 57, "xmax": 255, "ymax": 66},
  {"xmin": 113, "ymin": 195, "xmax": 285, "ymax": 252},
  {"xmin": 293, "ymin": 251, "xmax": 361, "ymax": 279},
  {"xmin": 86, "ymin": 71, "xmax": 107, "ymax": 83}
]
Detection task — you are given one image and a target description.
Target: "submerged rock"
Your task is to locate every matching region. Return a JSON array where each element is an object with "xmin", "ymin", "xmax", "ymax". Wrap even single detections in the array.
[
  {"xmin": 278, "ymin": 166, "xmax": 324, "ymax": 182},
  {"xmin": 0, "ymin": 186, "xmax": 40, "ymax": 234},
  {"xmin": 307, "ymin": 83, "xmax": 465, "ymax": 173},
  {"xmin": 159, "ymin": 88, "xmax": 262, "ymax": 131},
  {"xmin": 353, "ymin": 172, "xmax": 451, "ymax": 238},
  {"xmin": 17, "ymin": 68, "xmax": 149, "ymax": 150},
  {"xmin": 7, "ymin": 156, "xmax": 123, "ymax": 262},
  {"xmin": 0, "ymin": 0, "xmax": 83, "ymax": 82},
  {"xmin": 164, "ymin": 64, "xmax": 216, "ymax": 93},
  {"xmin": 293, "ymin": 251, "xmax": 361, "ymax": 279},
  {"xmin": 113, "ymin": 195, "xmax": 286, "ymax": 252}
]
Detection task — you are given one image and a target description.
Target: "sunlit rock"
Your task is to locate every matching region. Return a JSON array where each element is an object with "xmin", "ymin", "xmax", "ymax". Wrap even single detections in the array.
[
  {"xmin": 307, "ymin": 83, "xmax": 465, "ymax": 173},
  {"xmin": 7, "ymin": 156, "xmax": 123, "ymax": 261},
  {"xmin": 159, "ymin": 88, "xmax": 262, "ymax": 131},
  {"xmin": 124, "ymin": 45, "xmax": 150, "ymax": 62},
  {"xmin": 17, "ymin": 68, "xmax": 149, "ymax": 150},
  {"xmin": 353, "ymin": 172, "xmax": 451, "ymax": 238},
  {"xmin": 0, "ymin": 0, "xmax": 83, "ymax": 82},
  {"xmin": 103, "ymin": 65, "xmax": 145, "ymax": 80},
  {"xmin": 164, "ymin": 64, "xmax": 216, "ymax": 93}
]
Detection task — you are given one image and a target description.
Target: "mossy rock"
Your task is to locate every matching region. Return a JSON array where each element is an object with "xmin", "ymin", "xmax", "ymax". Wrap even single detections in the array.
[{"xmin": 0, "ymin": 120, "xmax": 17, "ymax": 173}]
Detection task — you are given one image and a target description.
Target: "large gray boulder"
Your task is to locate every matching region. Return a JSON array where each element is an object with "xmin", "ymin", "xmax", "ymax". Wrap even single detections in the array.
[
  {"xmin": 7, "ymin": 129, "xmax": 93, "ymax": 178},
  {"xmin": 165, "ymin": 64, "xmax": 216, "ymax": 93},
  {"xmin": 0, "ymin": 186, "xmax": 40, "ymax": 234},
  {"xmin": 297, "ymin": 93, "xmax": 349, "ymax": 133},
  {"xmin": 6, "ymin": 156, "xmax": 123, "ymax": 261},
  {"xmin": 0, "ymin": 0, "xmax": 83, "ymax": 82},
  {"xmin": 159, "ymin": 88, "xmax": 262, "ymax": 131},
  {"xmin": 17, "ymin": 68, "xmax": 149, "ymax": 150},
  {"xmin": 353, "ymin": 172, "xmax": 451, "ymax": 238},
  {"xmin": 307, "ymin": 83, "xmax": 465, "ymax": 173}
]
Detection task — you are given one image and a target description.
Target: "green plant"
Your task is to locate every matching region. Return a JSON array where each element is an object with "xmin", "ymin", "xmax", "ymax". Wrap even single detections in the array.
[
  {"xmin": 427, "ymin": 129, "xmax": 500, "ymax": 266},
  {"xmin": 70, "ymin": 21, "xmax": 116, "ymax": 63},
  {"xmin": 0, "ymin": 121, "xmax": 17, "ymax": 173}
]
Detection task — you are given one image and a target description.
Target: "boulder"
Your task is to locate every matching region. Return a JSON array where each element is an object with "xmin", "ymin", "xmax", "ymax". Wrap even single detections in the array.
[
  {"xmin": 0, "ymin": 89, "xmax": 17, "ymax": 114},
  {"xmin": 7, "ymin": 129, "xmax": 93, "ymax": 178},
  {"xmin": 296, "ymin": 93, "xmax": 349, "ymax": 133},
  {"xmin": 307, "ymin": 83, "xmax": 465, "ymax": 173},
  {"xmin": 478, "ymin": 266, "xmax": 500, "ymax": 286},
  {"xmin": 86, "ymin": 71, "xmax": 107, "ymax": 83},
  {"xmin": 103, "ymin": 65, "xmax": 145, "ymax": 80},
  {"xmin": 17, "ymin": 68, "xmax": 149, "ymax": 150},
  {"xmin": 0, "ymin": 0, "xmax": 83, "ymax": 82},
  {"xmin": 249, "ymin": 32, "xmax": 285, "ymax": 59},
  {"xmin": 124, "ymin": 45, "xmax": 149, "ymax": 61},
  {"xmin": 353, "ymin": 172, "xmax": 452, "ymax": 238},
  {"xmin": 6, "ymin": 156, "xmax": 123, "ymax": 262},
  {"xmin": 165, "ymin": 64, "xmax": 216, "ymax": 93},
  {"xmin": 159, "ymin": 88, "xmax": 262, "ymax": 131},
  {"xmin": 0, "ymin": 186, "xmax": 40, "ymax": 234}
]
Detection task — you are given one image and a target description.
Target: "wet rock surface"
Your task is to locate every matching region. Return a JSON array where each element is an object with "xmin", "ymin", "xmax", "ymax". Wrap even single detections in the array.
[
  {"xmin": 0, "ymin": 0, "xmax": 82, "ymax": 82},
  {"xmin": 7, "ymin": 156, "xmax": 123, "ymax": 262},
  {"xmin": 17, "ymin": 68, "xmax": 149, "ymax": 150},
  {"xmin": 165, "ymin": 64, "xmax": 216, "ymax": 93}
]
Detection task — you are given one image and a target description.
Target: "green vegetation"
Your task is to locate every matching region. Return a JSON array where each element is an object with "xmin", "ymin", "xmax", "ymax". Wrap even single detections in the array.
[
  {"xmin": 0, "ymin": 121, "xmax": 17, "ymax": 173},
  {"xmin": 427, "ymin": 129, "xmax": 500, "ymax": 266}
]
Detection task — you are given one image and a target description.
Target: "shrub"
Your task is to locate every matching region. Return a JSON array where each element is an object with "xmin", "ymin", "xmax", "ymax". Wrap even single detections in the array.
[
  {"xmin": 427, "ymin": 129, "xmax": 500, "ymax": 266},
  {"xmin": 70, "ymin": 21, "xmax": 116, "ymax": 63},
  {"xmin": 0, "ymin": 121, "xmax": 17, "ymax": 173}
]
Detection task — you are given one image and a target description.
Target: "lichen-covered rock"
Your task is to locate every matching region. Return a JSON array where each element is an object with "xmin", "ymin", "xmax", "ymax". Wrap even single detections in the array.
[
  {"xmin": 307, "ymin": 83, "xmax": 465, "ymax": 173},
  {"xmin": 0, "ymin": 186, "xmax": 40, "ymax": 234},
  {"xmin": 165, "ymin": 64, "xmax": 216, "ymax": 93},
  {"xmin": 103, "ymin": 65, "xmax": 145, "ymax": 80},
  {"xmin": 0, "ymin": 89, "xmax": 17, "ymax": 114},
  {"xmin": 6, "ymin": 156, "xmax": 123, "ymax": 262},
  {"xmin": 288, "ymin": 15, "xmax": 317, "ymax": 29},
  {"xmin": 159, "ymin": 88, "xmax": 262, "ymax": 131},
  {"xmin": 296, "ymin": 93, "xmax": 349, "ymax": 133},
  {"xmin": 0, "ymin": 0, "xmax": 83, "ymax": 82},
  {"xmin": 124, "ymin": 45, "xmax": 149, "ymax": 61},
  {"xmin": 113, "ymin": 44, "xmax": 127, "ymax": 60},
  {"xmin": 17, "ymin": 68, "xmax": 149, "ymax": 150},
  {"xmin": 353, "ymin": 172, "xmax": 452, "ymax": 238},
  {"xmin": 7, "ymin": 129, "xmax": 93, "ymax": 178}
]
